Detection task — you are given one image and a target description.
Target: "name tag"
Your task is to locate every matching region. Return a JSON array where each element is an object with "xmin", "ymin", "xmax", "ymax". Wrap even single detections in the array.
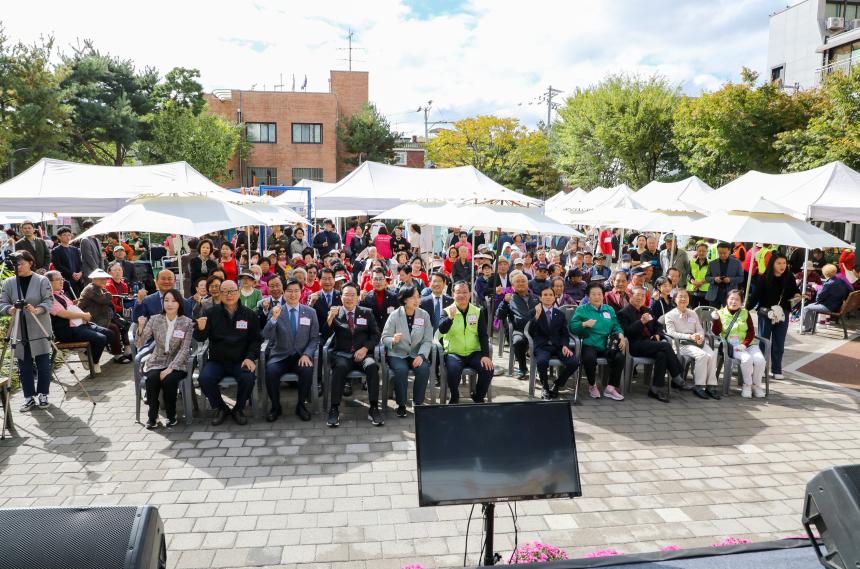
[
  {"xmin": 236, "ymin": 320, "xmax": 248, "ymax": 330},
  {"xmin": 688, "ymin": 315, "xmax": 697, "ymax": 323},
  {"xmin": 356, "ymin": 317, "xmax": 368, "ymax": 326},
  {"xmin": 299, "ymin": 317, "xmax": 311, "ymax": 326},
  {"xmin": 414, "ymin": 317, "xmax": 425, "ymax": 327},
  {"xmin": 467, "ymin": 315, "xmax": 478, "ymax": 324},
  {"xmin": 172, "ymin": 330, "xmax": 185, "ymax": 339},
  {"xmin": 602, "ymin": 312, "xmax": 611, "ymax": 319},
  {"xmin": 387, "ymin": 306, "xmax": 394, "ymax": 314}
]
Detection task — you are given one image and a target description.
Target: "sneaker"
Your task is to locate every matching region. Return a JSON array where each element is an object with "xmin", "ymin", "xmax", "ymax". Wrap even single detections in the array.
[
  {"xmin": 396, "ymin": 405, "xmax": 407, "ymax": 418},
  {"xmin": 165, "ymin": 418, "xmax": 178, "ymax": 428},
  {"xmin": 741, "ymin": 385, "xmax": 752, "ymax": 398},
  {"xmin": 20, "ymin": 397, "xmax": 36, "ymax": 412},
  {"xmin": 145, "ymin": 418, "xmax": 157, "ymax": 430},
  {"xmin": 753, "ymin": 386, "xmax": 766, "ymax": 398},
  {"xmin": 772, "ymin": 373, "xmax": 784, "ymax": 380},
  {"xmin": 588, "ymin": 385, "xmax": 601, "ymax": 399},
  {"xmin": 343, "ymin": 381, "xmax": 352, "ymax": 397},
  {"xmin": 515, "ymin": 369, "xmax": 528, "ymax": 380},
  {"xmin": 37, "ymin": 393, "xmax": 48, "ymax": 408},
  {"xmin": 327, "ymin": 407, "xmax": 340, "ymax": 428},
  {"xmin": 706, "ymin": 386, "xmax": 722, "ymax": 400},
  {"xmin": 368, "ymin": 406, "xmax": 384, "ymax": 426},
  {"xmin": 603, "ymin": 385, "xmax": 624, "ymax": 401}
]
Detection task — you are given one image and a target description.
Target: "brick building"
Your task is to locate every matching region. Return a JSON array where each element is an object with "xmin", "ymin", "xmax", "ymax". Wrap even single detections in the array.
[
  {"xmin": 392, "ymin": 136, "xmax": 426, "ymax": 168},
  {"xmin": 205, "ymin": 70, "xmax": 368, "ymax": 187}
]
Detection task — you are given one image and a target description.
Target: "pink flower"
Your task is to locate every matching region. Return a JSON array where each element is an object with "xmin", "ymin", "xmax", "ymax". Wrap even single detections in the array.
[
  {"xmin": 400, "ymin": 565, "xmax": 429, "ymax": 569},
  {"xmin": 661, "ymin": 545, "xmax": 681, "ymax": 552},
  {"xmin": 584, "ymin": 549, "xmax": 623, "ymax": 558},
  {"xmin": 509, "ymin": 541, "xmax": 569, "ymax": 564},
  {"xmin": 712, "ymin": 536, "xmax": 751, "ymax": 547}
]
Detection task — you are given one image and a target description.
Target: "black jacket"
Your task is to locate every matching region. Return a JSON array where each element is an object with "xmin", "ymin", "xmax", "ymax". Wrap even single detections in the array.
[
  {"xmin": 746, "ymin": 272, "xmax": 800, "ymax": 314},
  {"xmin": 390, "ymin": 236, "xmax": 410, "ymax": 254},
  {"xmin": 530, "ymin": 306, "xmax": 571, "ymax": 351},
  {"xmin": 328, "ymin": 305, "xmax": 379, "ymax": 354},
  {"xmin": 496, "ymin": 292, "xmax": 539, "ymax": 332},
  {"xmin": 313, "ymin": 288, "xmax": 342, "ymax": 338},
  {"xmin": 51, "ymin": 244, "xmax": 82, "ymax": 281},
  {"xmin": 312, "ymin": 230, "xmax": 341, "ymax": 256},
  {"xmin": 617, "ymin": 303, "xmax": 661, "ymax": 344},
  {"xmin": 484, "ymin": 273, "xmax": 511, "ymax": 298},
  {"xmin": 360, "ymin": 288, "xmax": 399, "ymax": 329},
  {"xmin": 190, "ymin": 256, "xmax": 218, "ymax": 285},
  {"xmin": 193, "ymin": 303, "xmax": 262, "ymax": 365},
  {"xmin": 420, "ymin": 293, "xmax": 453, "ymax": 331}
]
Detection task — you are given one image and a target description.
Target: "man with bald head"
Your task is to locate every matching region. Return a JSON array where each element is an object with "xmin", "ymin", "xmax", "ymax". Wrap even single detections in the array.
[{"xmin": 133, "ymin": 269, "xmax": 194, "ymax": 321}]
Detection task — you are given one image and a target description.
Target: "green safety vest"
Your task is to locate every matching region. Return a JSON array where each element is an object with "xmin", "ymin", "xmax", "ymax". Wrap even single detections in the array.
[
  {"xmin": 718, "ymin": 307, "xmax": 748, "ymax": 344},
  {"xmin": 687, "ymin": 260, "xmax": 710, "ymax": 293},
  {"xmin": 756, "ymin": 247, "xmax": 773, "ymax": 274},
  {"xmin": 708, "ymin": 243, "xmax": 718, "ymax": 262},
  {"xmin": 441, "ymin": 303, "xmax": 482, "ymax": 356}
]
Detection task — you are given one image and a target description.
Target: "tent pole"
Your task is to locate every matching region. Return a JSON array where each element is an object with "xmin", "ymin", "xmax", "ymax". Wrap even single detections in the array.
[
  {"xmin": 618, "ymin": 228, "xmax": 625, "ymax": 266},
  {"xmin": 178, "ymin": 246, "xmax": 185, "ymax": 297},
  {"xmin": 798, "ymin": 248, "xmax": 809, "ymax": 332},
  {"xmin": 471, "ymin": 230, "xmax": 475, "ymax": 284},
  {"xmin": 743, "ymin": 256, "xmax": 754, "ymax": 302}
]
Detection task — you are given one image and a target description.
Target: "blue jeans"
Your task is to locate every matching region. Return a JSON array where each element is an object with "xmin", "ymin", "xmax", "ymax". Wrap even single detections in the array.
[
  {"xmin": 198, "ymin": 360, "xmax": 256, "ymax": 412},
  {"xmin": 758, "ymin": 314, "xmax": 787, "ymax": 374},
  {"xmin": 388, "ymin": 356, "xmax": 430, "ymax": 406},
  {"xmin": 55, "ymin": 323, "xmax": 110, "ymax": 362},
  {"xmin": 445, "ymin": 352, "xmax": 493, "ymax": 402},
  {"xmin": 18, "ymin": 343, "xmax": 51, "ymax": 398}
]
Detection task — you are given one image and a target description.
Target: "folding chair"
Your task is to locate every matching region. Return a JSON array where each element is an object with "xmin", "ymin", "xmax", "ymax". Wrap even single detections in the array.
[
  {"xmin": 257, "ymin": 341, "xmax": 321, "ymax": 416},
  {"xmin": 322, "ymin": 336, "xmax": 386, "ymax": 420},
  {"xmin": 379, "ymin": 343, "xmax": 440, "ymax": 410}
]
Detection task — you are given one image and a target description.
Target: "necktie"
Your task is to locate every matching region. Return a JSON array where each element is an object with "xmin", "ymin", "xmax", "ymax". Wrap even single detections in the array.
[
  {"xmin": 289, "ymin": 308, "xmax": 297, "ymax": 337},
  {"xmin": 326, "ymin": 293, "xmax": 332, "ymax": 306},
  {"xmin": 547, "ymin": 308, "xmax": 553, "ymax": 322},
  {"xmin": 347, "ymin": 311, "xmax": 355, "ymax": 333}
]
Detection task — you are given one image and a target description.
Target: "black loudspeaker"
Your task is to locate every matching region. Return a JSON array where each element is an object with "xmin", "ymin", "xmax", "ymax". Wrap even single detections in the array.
[
  {"xmin": 803, "ymin": 464, "xmax": 860, "ymax": 569},
  {"xmin": 0, "ymin": 505, "xmax": 165, "ymax": 569}
]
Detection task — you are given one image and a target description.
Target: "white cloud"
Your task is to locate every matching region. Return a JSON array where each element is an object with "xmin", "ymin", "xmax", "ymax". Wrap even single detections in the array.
[{"xmin": 2, "ymin": 0, "xmax": 787, "ymax": 136}]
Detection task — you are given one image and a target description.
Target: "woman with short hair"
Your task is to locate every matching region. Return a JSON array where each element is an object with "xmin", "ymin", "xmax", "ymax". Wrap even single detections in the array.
[
  {"xmin": 381, "ymin": 286, "xmax": 433, "ymax": 415},
  {"xmin": 713, "ymin": 289, "xmax": 766, "ymax": 398}
]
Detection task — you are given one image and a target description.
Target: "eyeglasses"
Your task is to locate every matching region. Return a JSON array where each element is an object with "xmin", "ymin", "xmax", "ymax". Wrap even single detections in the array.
[{"xmin": 221, "ymin": 289, "xmax": 239, "ymax": 296}]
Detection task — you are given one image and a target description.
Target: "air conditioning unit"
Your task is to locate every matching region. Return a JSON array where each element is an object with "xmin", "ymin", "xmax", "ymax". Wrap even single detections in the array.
[
  {"xmin": 850, "ymin": 18, "xmax": 860, "ymax": 29},
  {"xmin": 826, "ymin": 16, "xmax": 845, "ymax": 31}
]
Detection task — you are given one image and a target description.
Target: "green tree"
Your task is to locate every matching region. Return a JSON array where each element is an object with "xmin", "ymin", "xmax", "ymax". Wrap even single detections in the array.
[
  {"xmin": 0, "ymin": 26, "xmax": 71, "ymax": 178},
  {"xmin": 673, "ymin": 68, "xmax": 816, "ymax": 186},
  {"xmin": 152, "ymin": 67, "xmax": 205, "ymax": 115},
  {"xmin": 337, "ymin": 102, "xmax": 399, "ymax": 165},
  {"xmin": 775, "ymin": 70, "xmax": 860, "ymax": 172},
  {"xmin": 553, "ymin": 74, "xmax": 681, "ymax": 189},
  {"xmin": 59, "ymin": 40, "xmax": 159, "ymax": 165},
  {"xmin": 511, "ymin": 128, "xmax": 563, "ymax": 198},
  {"xmin": 138, "ymin": 101, "xmax": 245, "ymax": 182}
]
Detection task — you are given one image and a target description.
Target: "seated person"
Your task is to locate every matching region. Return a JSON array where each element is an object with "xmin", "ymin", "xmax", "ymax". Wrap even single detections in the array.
[
  {"xmin": 45, "ymin": 270, "xmax": 109, "ymax": 373},
  {"xmin": 262, "ymin": 279, "xmax": 319, "ymax": 422},
  {"xmin": 800, "ymin": 263, "xmax": 852, "ymax": 333},
  {"xmin": 664, "ymin": 288, "xmax": 720, "ymax": 400},
  {"xmin": 473, "ymin": 263, "xmax": 494, "ymax": 299},
  {"xmin": 551, "ymin": 276, "xmax": 574, "ymax": 307},
  {"xmin": 569, "ymin": 281, "xmax": 626, "ymax": 401},
  {"xmin": 531, "ymin": 287, "xmax": 579, "ymax": 399},
  {"xmin": 133, "ymin": 269, "xmax": 194, "ymax": 322},
  {"xmin": 360, "ymin": 268, "xmax": 398, "ymax": 330},
  {"xmin": 712, "ymin": 289, "xmax": 766, "ymax": 398},
  {"xmin": 529, "ymin": 262, "xmax": 552, "ymax": 295},
  {"xmin": 649, "ymin": 276, "xmax": 675, "ymax": 324},
  {"xmin": 590, "ymin": 253, "xmax": 612, "ymax": 280},
  {"xmin": 381, "ymin": 286, "xmax": 433, "ymax": 416},
  {"xmin": 495, "ymin": 270, "xmax": 539, "ymax": 379},
  {"xmin": 604, "ymin": 272, "xmax": 630, "ymax": 312},
  {"xmin": 325, "ymin": 282, "xmax": 383, "ymax": 428},
  {"xmin": 135, "ymin": 289, "xmax": 195, "ymax": 428},
  {"xmin": 563, "ymin": 268, "xmax": 587, "ymax": 304},
  {"xmin": 193, "ymin": 280, "xmax": 261, "ymax": 426},
  {"xmin": 395, "ymin": 263, "xmax": 424, "ymax": 294},
  {"xmin": 420, "ymin": 272, "xmax": 453, "ymax": 332},
  {"xmin": 617, "ymin": 286, "xmax": 685, "ymax": 402},
  {"xmin": 78, "ymin": 269, "xmax": 124, "ymax": 363},
  {"xmin": 438, "ymin": 280, "xmax": 494, "ymax": 403}
]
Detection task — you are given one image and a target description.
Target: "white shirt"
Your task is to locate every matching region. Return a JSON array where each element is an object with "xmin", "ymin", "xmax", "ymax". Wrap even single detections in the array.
[{"xmin": 164, "ymin": 315, "xmax": 177, "ymax": 354}]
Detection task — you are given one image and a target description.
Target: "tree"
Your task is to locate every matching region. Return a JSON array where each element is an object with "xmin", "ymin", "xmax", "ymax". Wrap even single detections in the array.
[
  {"xmin": 337, "ymin": 102, "xmax": 398, "ymax": 165},
  {"xmin": 0, "ymin": 26, "xmax": 71, "ymax": 178},
  {"xmin": 553, "ymin": 74, "xmax": 681, "ymax": 189},
  {"xmin": 138, "ymin": 101, "xmax": 245, "ymax": 182},
  {"xmin": 673, "ymin": 68, "xmax": 817, "ymax": 186},
  {"xmin": 152, "ymin": 67, "xmax": 205, "ymax": 115},
  {"xmin": 59, "ymin": 41, "xmax": 159, "ymax": 165},
  {"xmin": 775, "ymin": 70, "xmax": 860, "ymax": 172},
  {"xmin": 511, "ymin": 128, "xmax": 563, "ymax": 198}
]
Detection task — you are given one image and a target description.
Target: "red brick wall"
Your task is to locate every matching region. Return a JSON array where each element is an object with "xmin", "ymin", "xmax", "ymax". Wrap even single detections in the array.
[
  {"xmin": 330, "ymin": 71, "xmax": 369, "ymax": 180},
  {"xmin": 405, "ymin": 149, "xmax": 425, "ymax": 168}
]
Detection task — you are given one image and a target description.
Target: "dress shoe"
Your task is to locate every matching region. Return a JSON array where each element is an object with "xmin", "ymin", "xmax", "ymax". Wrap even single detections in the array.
[
  {"xmin": 671, "ymin": 377, "xmax": 693, "ymax": 391},
  {"xmin": 692, "ymin": 386, "xmax": 709, "ymax": 400},
  {"xmin": 516, "ymin": 369, "xmax": 528, "ymax": 380},
  {"xmin": 232, "ymin": 408, "xmax": 248, "ymax": 425},
  {"xmin": 647, "ymin": 388, "xmax": 670, "ymax": 403},
  {"xmin": 470, "ymin": 392, "xmax": 485, "ymax": 404},
  {"xmin": 266, "ymin": 409, "xmax": 281, "ymax": 423},
  {"xmin": 449, "ymin": 394, "xmax": 460, "ymax": 404},
  {"xmin": 706, "ymin": 387, "xmax": 721, "ymax": 400},
  {"xmin": 211, "ymin": 408, "xmax": 229, "ymax": 426},
  {"xmin": 549, "ymin": 388, "xmax": 560, "ymax": 399},
  {"xmin": 295, "ymin": 403, "xmax": 311, "ymax": 422},
  {"xmin": 343, "ymin": 381, "xmax": 353, "ymax": 397}
]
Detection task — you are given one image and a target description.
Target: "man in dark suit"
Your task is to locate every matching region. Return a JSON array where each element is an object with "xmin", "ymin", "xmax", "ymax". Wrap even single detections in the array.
[
  {"xmin": 51, "ymin": 226, "xmax": 84, "ymax": 297},
  {"xmin": 262, "ymin": 279, "xmax": 320, "ymax": 422},
  {"xmin": 79, "ymin": 219, "xmax": 104, "ymax": 285},
  {"xmin": 617, "ymin": 286, "xmax": 684, "ymax": 402},
  {"xmin": 360, "ymin": 268, "xmax": 398, "ymax": 329},
  {"xmin": 420, "ymin": 272, "xmax": 453, "ymax": 332},
  {"xmin": 256, "ymin": 275, "xmax": 285, "ymax": 328},
  {"xmin": 705, "ymin": 242, "xmax": 744, "ymax": 308},
  {"xmin": 324, "ymin": 282, "xmax": 382, "ymax": 428},
  {"xmin": 310, "ymin": 268, "xmax": 342, "ymax": 338},
  {"xmin": 132, "ymin": 270, "xmax": 194, "ymax": 322},
  {"xmin": 496, "ymin": 270, "xmax": 539, "ymax": 379},
  {"xmin": 531, "ymin": 287, "xmax": 579, "ymax": 399}
]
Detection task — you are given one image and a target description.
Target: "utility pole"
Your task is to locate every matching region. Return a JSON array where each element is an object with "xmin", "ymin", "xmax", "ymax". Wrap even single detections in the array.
[
  {"xmin": 418, "ymin": 100, "xmax": 432, "ymax": 168},
  {"xmin": 545, "ymin": 85, "xmax": 562, "ymax": 133}
]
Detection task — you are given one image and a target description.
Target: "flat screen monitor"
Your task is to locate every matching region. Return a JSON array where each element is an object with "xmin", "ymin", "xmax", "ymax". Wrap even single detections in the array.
[{"xmin": 414, "ymin": 401, "xmax": 581, "ymax": 507}]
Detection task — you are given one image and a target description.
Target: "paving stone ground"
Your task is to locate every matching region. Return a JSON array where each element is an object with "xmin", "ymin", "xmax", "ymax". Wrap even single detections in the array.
[{"xmin": 1, "ymin": 321, "xmax": 858, "ymax": 569}]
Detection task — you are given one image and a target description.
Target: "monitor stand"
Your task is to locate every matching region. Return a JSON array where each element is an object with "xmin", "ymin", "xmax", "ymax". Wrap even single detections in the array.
[{"xmin": 482, "ymin": 503, "xmax": 499, "ymax": 566}]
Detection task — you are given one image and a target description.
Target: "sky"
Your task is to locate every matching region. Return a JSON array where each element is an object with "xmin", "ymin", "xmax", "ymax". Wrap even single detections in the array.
[{"xmin": 2, "ymin": 0, "xmax": 804, "ymax": 136}]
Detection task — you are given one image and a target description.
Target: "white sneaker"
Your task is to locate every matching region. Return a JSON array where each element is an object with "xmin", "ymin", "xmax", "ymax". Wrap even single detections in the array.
[
  {"xmin": 37, "ymin": 393, "xmax": 48, "ymax": 408},
  {"xmin": 603, "ymin": 385, "xmax": 625, "ymax": 401},
  {"xmin": 93, "ymin": 363, "xmax": 102, "ymax": 374},
  {"xmin": 753, "ymin": 386, "xmax": 766, "ymax": 398},
  {"xmin": 772, "ymin": 373, "xmax": 784, "ymax": 380},
  {"xmin": 741, "ymin": 385, "xmax": 752, "ymax": 398}
]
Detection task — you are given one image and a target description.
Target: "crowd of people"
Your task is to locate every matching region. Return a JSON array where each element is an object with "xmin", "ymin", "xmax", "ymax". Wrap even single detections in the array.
[{"xmin": 1, "ymin": 218, "xmax": 858, "ymax": 428}]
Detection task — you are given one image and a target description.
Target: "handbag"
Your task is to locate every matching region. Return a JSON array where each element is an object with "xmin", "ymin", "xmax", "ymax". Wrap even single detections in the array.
[{"xmin": 605, "ymin": 333, "xmax": 622, "ymax": 360}]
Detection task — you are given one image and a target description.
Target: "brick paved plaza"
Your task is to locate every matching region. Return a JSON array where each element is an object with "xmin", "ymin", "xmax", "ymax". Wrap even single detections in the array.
[{"xmin": 1, "ymin": 325, "xmax": 858, "ymax": 569}]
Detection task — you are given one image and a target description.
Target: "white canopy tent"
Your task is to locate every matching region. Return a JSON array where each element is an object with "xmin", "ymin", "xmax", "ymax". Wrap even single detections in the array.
[
  {"xmin": 271, "ymin": 178, "xmax": 356, "ymax": 219},
  {"xmin": 703, "ymin": 161, "xmax": 860, "ymax": 222},
  {"xmin": 0, "ymin": 158, "xmax": 250, "ymax": 214},
  {"xmin": 635, "ymin": 176, "xmax": 714, "ymax": 213},
  {"xmin": 546, "ymin": 187, "xmax": 586, "ymax": 212},
  {"xmin": 313, "ymin": 161, "xmax": 542, "ymax": 215}
]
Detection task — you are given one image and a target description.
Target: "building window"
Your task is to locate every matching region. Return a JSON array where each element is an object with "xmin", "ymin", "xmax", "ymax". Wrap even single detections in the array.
[
  {"xmin": 292, "ymin": 168, "xmax": 323, "ymax": 185},
  {"xmin": 292, "ymin": 123, "xmax": 323, "ymax": 144},
  {"xmin": 770, "ymin": 65, "xmax": 785, "ymax": 86},
  {"xmin": 394, "ymin": 151, "xmax": 407, "ymax": 165},
  {"xmin": 246, "ymin": 122, "xmax": 276, "ymax": 143},
  {"xmin": 247, "ymin": 167, "xmax": 277, "ymax": 186}
]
